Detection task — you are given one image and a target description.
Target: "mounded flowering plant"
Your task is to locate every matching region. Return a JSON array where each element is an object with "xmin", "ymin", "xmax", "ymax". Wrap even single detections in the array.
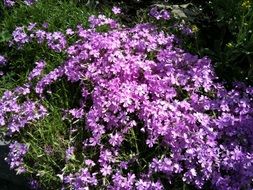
[{"xmin": 0, "ymin": 6, "xmax": 253, "ymax": 190}]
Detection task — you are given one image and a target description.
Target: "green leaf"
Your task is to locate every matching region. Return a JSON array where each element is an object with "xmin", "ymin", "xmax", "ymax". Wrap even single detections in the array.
[{"xmin": 0, "ymin": 31, "xmax": 11, "ymax": 42}]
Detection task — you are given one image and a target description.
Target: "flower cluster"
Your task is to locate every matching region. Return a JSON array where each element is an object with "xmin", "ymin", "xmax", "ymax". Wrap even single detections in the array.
[
  {"xmin": 45, "ymin": 32, "xmax": 67, "ymax": 52},
  {"xmin": 88, "ymin": 14, "xmax": 120, "ymax": 29},
  {"xmin": 3, "ymin": 0, "xmax": 37, "ymax": 7},
  {"xmin": 0, "ymin": 77, "xmax": 47, "ymax": 135},
  {"xmin": 10, "ymin": 24, "xmax": 67, "ymax": 52},
  {"xmin": 2, "ymin": 13, "xmax": 253, "ymax": 190},
  {"xmin": 9, "ymin": 26, "xmax": 30, "ymax": 48},
  {"xmin": 28, "ymin": 60, "xmax": 46, "ymax": 81},
  {"xmin": 150, "ymin": 7, "xmax": 170, "ymax": 20},
  {"xmin": 64, "ymin": 168, "xmax": 98, "ymax": 189},
  {"xmin": 5, "ymin": 141, "xmax": 28, "ymax": 174}
]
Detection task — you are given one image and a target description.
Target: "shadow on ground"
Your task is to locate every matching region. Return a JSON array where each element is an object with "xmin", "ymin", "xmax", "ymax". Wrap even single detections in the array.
[{"xmin": 0, "ymin": 143, "xmax": 29, "ymax": 190}]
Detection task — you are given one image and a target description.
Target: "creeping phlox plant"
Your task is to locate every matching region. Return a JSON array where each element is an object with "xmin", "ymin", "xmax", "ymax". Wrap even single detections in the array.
[{"xmin": 1, "ymin": 8, "xmax": 253, "ymax": 190}]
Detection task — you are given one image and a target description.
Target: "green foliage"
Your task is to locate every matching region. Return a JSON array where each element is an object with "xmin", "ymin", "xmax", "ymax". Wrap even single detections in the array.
[
  {"xmin": 177, "ymin": 0, "xmax": 253, "ymax": 84},
  {"xmin": 23, "ymin": 104, "xmax": 68, "ymax": 189},
  {"xmin": 0, "ymin": 0, "xmax": 97, "ymax": 95},
  {"xmin": 0, "ymin": 0, "xmax": 95, "ymax": 32}
]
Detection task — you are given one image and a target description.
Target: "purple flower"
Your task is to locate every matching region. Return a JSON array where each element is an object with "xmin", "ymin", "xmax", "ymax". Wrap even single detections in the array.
[
  {"xmin": 112, "ymin": 6, "xmax": 121, "ymax": 15},
  {"xmin": 88, "ymin": 15, "xmax": 120, "ymax": 29},
  {"xmin": 149, "ymin": 7, "xmax": 170, "ymax": 20},
  {"xmin": 0, "ymin": 55, "xmax": 7, "ymax": 65},
  {"xmin": 0, "ymin": 84, "xmax": 48, "ymax": 134},
  {"xmin": 35, "ymin": 66, "xmax": 64, "ymax": 94},
  {"xmin": 5, "ymin": 141, "xmax": 28, "ymax": 174},
  {"xmin": 109, "ymin": 132, "xmax": 123, "ymax": 146},
  {"xmin": 46, "ymin": 32, "xmax": 67, "ymax": 52},
  {"xmin": 68, "ymin": 108, "xmax": 84, "ymax": 119},
  {"xmin": 150, "ymin": 7, "xmax": 170, "ymax": 20},
  {"xmin": 85, "ymin": 159, "xmax": 95, "ymax": 167},
  {"xmin": 119, "ymin": 161, "xmax": 128, "ymax": 169},
  {"xmin": 99, "ymin": 149, "xmax": 113, "ymax": 165},
  {"xmin": 29, "ymin": 179, "xmax": 40, "ymax": 190},
  {"xmin": 28, "ymin": 60, "xmax": 46, "ymax": 80},
  {"xmin": 34, "ymin": 30, "xmax": 47, "ymax": 43},
  {"xmin": 4, "ymin": 0, "xmax": 37, "ymax": 7},
  {"xmin": 101, "ymin": 164, "xmax": 112, "ymax": 176},
  {"xmin": 111, "ymin": 172, "xmax": 136, "ymax": 189},
  {"xmin": 42, "ymin": 22, "xmax": 49, "ymax": 29},
  {"xmin": 66, "ymin": 28, "xmax": 74, "ymax": 35},
  {"xmin": 161, "ymin": 10, "xmax": 170, "ymax": 20},
  {"xmin": 63, "ymin": 168, "xmax": 98, "ymax": 189},
  {"xmin": 10, "ymin": 26, "xmax": 30, "ymax": 47},
  {"xmin": 65, "ymin": 147, "xmax": 75, "ymax": 161},
  {"xmin": 28, "ymin": 23, "xmax": 37, "ymax": 31},
  {"xmin": 4, "ymin": 0, "xmax": 16, "ymax": 7},
  {"xmin": 150, "ymin": 7, "xmax": 160, "ymax": 19}
]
